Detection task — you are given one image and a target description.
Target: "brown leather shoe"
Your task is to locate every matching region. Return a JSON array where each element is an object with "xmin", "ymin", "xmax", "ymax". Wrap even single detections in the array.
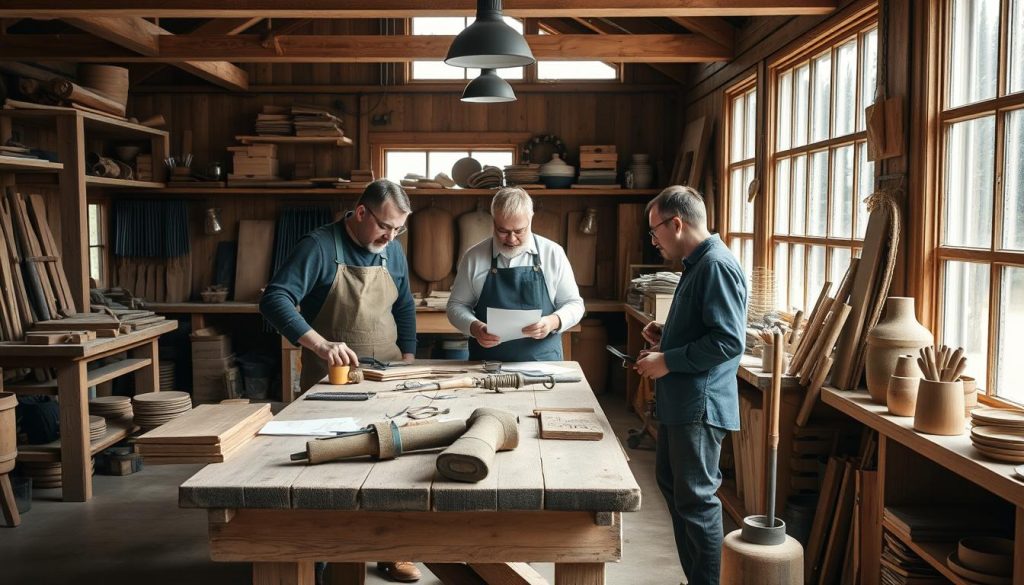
[{"xmin": 376, "ymin": 561, "xmax": 421, "ymax": 583}]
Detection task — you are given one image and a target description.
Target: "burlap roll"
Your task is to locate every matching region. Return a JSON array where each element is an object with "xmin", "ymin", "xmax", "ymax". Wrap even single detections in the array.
[{"xmin": 436, "ymin": 408, "xmax": 518, "ymax": 483}]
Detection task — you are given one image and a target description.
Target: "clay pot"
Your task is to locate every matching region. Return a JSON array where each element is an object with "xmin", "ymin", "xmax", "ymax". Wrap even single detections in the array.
[
  {"xmin": 887, "ymin": 375, "xmax": 920, "ymax": 417},
  {"xmin": 893, "ymin": 354, "xmax": 923, "ymax": 378},
  {"xmin": 913, "ymin": 379, "xmax": 965, "ymax": 436},
  {"xmin": 960, "ymin": 375, "xmax": 978, "ymax": 414},
  {"xmin": 865, "ymin": 297, "xmax": 933, "ymax": 404}
]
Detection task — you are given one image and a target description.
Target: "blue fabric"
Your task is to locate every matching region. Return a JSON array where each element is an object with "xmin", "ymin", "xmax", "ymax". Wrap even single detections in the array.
[
  {"xmin": 259, "ymin": 221, "xmax": 417, "ymax": 355},
  {"xmin": 656, "ymin": 235, "xmax": 746, "ymax": 430},
  {"xmin": 469, "ymin": 237, "xmax": 562, "ymax": 361},
  {"xmin": 656, "ymin": 422, "xmax": 728, "ymax": 585}
]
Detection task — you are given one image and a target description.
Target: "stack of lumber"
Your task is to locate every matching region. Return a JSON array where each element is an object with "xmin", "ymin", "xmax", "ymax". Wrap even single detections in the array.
[
  {"xmin": 29, "ymin": 309, "xmax": 167, "ymax": 338},
  {"xmin": 228, "ymin": 143, "xmax": 279, "ymax": 181},
  {"xmin": 787, "ymin": 256, "xmax": 859, "ymax": 427},
  {"xmin": 361, "ymin": 365, "xmax": 438, "ymax": 382},
  {"xmin": 0, "ymin": 189, "xmax": 76, "ymax": 341},
  {"xmin": 191, "ymin": 328, "xmax": 237, "ymax": 403},
  {"xmin": 575, "ymin": 145, "xmax": 619, "ymax": 188},
  {"xmin": 134, "ymin": 403, "xmax": 272, "ymax": 464},
  {"xmin": 132, "ymin": 391, "xmax": 193, "ymax": 431},
  {"xmin": 337, "ymin": 169, "xmax": 374, "ymax": 189},
  {"xmin": 253, "ymin": 104, "xmax": 345, "ymax": 138}
]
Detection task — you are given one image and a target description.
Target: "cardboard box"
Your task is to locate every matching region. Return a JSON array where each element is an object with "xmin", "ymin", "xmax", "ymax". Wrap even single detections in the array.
[{"xmin": 644, "ymin": 292, "xmax": 674, "ymax": 322}]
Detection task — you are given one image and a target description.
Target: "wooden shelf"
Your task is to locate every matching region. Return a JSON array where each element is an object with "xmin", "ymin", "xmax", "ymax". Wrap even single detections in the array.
[
  {"xmin": 0, "ymin": 104, "xmax": 169, "ymax": 140},
  {"xmin": 0, "ymin": 155, "xmax": 63, "ymax": 173},
  {"xmin": 146, "ymin": 302, "xmax": 260, "ymax": 314},
  {"xmin": 85, "ymin": 175, "xmax": 165, "ymax": 189},
  {"xmin": 151, "ymin": 186, "xmax": 660, "ymax": 197},
  {"xmin": 235, "ymin": 135, "xmax": 353, "ymax": 146},
  {"xmin": 882, "ymin": 518, "xmax": 974, "ymax": 585},
  {"xmin": 5, "ymin": 357, "xmax": 152, "ymax": 396},
  {"xmin": 17, "ymin": 416, "xmax": 138, "ymax": 463}
]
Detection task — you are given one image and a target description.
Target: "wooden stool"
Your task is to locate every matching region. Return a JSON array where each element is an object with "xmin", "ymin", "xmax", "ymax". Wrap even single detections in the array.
[{"xmin": 0, "ymin": 392, "xmax": 19, "ymax": 527}]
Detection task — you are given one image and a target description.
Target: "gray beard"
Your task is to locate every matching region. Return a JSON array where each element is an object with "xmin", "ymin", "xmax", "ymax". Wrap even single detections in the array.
[
  {"xmin": 494, "ymin": 236, "xmax": 529, "ymax": 259},
  {"xmin": 367, "ymin": 242, "xmax": 387, "ymax": 254}
]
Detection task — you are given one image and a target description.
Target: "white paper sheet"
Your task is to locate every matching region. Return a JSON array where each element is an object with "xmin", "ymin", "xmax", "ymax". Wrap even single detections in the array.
[
  {"xmin": 258, "ymin": 418, "xmax": 362, "ymax": 436},
  {"xmin": 487, "ymin": 307, "xmax": 543, "ymax": 342}
]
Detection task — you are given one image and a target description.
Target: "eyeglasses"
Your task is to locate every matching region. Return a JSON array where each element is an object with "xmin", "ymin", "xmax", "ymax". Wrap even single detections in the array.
[
  {"xmin": 648, "ymin": 216, "xmax": 677, "ymax": 237},
  {"xmin": 365, "ymin": 206, "xmax": 407, "ymax": 236},
  {"xmin": 495, "ymin": 225, "xmax": 529, "ymax": 238}
]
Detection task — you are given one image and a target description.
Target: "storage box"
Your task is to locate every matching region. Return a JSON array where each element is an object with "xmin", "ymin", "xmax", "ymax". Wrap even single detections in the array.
[
  {"xmin": 579, "ymin": 152, "xmax": 618, "ymax": 169},
  {"xmin": 643, "ymin": 292, "xmax": 674, "ymax": 322},
  {"xmin": 579, "ymin": 145, "xmax": 616, "ymax": 154}
]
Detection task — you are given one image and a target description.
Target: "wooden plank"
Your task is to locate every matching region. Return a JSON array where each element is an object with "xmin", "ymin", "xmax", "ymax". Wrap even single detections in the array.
[
  {"xmin": 65, "ymin": 16, "xmax": 160, "ymax": 55},
  {"xmin": 233, "ymin": 219, "xmax": 275, "ymax": 302},
  {"xmin": 0, "ymin": 1, "xmax": 839, "ymax": 18},
  {"xmin": 470, "ymin": 563, "xmax": 548, "ymax": 585},
  {"xmin": 819, "ymin": 460, "xmax": 856, "ymax": 585},
  {"xmin": 667, "ymin": 16, "xmax": 735, "ymax": 49},
  {"xmin": 253, "ymin": 561, "xmax": 315, "ymax": 585},
  {"xmin": 56, "ymin": 361, "xmax": 90, "ymax": 501},
  {"xmin": 857, "ymin": 469, "xmax": 880, "ymax": 585},
  {"xmin": 134, "ymin": 403, "xmax": 271, "ymax": 444},
  {"xmin": 26, "ymin": 194, "xmax": 75, "ymax": 313},
  {"xmin": 567, "ymin": 212, "xmax": 597, "ymax": 286},
  {"xmin": 804, "ymin": 456, "xmax": 843, "ymax": 582},
  {"xmin": 615, "ymin": 204, "xmax": 644, "ymax": 300},
  {"xmin": 0, "ymin": 197, "xmax": 33, "ymax": 331},
  {"xmin": 0, "ymin": 33, "xmax": 734, "ymax": 63},
  {"xmin": 539, "ymin": 411, "xmax": 603, "ymax": 440},
  {"xmin": 208, "ymin": 509, "xmax": 622, "ymax": 563},
  {"xmin": 554, "ymin": 563, "xmax": 605, "ymax": 585}
]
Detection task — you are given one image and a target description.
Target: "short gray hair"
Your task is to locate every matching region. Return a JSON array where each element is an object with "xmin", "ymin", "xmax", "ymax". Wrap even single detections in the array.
[
  {"xmin": 646, "ymin": 185, "xmax": 707, "ymax": 228},
  {"xmin": 358, "ymin": 179, "xmax": 412, "ymax": 214},
  {"xmin": 490, "ymin": 187, "xmax": 534, "ymax": 219}
]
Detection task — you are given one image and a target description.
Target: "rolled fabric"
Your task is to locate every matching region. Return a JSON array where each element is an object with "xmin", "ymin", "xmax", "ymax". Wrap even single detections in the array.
[
  {"xmin": 299, "ymin": 419, "xmax": 467, "ymax": 465},
  {"xmin": 436, "ymin": 408, "xmax": 519, "ymax": 483}
]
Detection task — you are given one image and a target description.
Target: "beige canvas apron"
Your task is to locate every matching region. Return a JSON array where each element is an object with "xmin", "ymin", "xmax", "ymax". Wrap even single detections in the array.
[{"xmin": 299, "ymin": 223, "xmax": 403, "ymax": 391}]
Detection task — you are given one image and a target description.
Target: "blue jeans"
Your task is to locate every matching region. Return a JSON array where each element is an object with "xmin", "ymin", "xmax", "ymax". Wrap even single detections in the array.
[{"xmin": 656, "ymin": 422, "xmax": 727, "ymax": 585}]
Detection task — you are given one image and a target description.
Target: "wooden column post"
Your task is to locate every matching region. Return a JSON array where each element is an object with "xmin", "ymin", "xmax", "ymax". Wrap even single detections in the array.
[
  {"xmin": 55, "ymin": 113, "xmax": 89, "ymax": 312},
  {"xmin": 57, "ymin": 360, "xmax": 90, "ymax": 501},
  {"xmin": 131, "ymin": 338, "xmax": 160, "ymax": 394},
  {"xmin": 554, "ymin": 563, "xmax": 605, "ymax": 585},
  {"xmin": 253, "ymin": 561, "xmax": 316, "ymax": 585}
]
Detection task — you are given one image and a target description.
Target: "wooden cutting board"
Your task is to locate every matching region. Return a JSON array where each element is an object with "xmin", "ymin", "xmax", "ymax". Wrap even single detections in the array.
[
  {"xmin": 532, "ymin": 208, "xmax": 563, "ymax": 245},
  {"xmin": 566, "ymin": 211, "xmax": 596, "ymax": 286},
  {"xmin": 539, "ymin": 410, "xmax": 603, "ymax": 440},
  {"xmin": 410, "ymin": 206, "xmax": 454, "ymax": 283},
  {"xmin": 457, "ymin": 208, "xmax": 492, "ymax": 262},
  {"xmin": 234, "ymin": 219, "xmax": 276, "ymax": 302}
]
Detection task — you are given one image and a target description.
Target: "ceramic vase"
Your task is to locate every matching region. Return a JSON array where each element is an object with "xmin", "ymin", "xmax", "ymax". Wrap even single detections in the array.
[
  {"xmin": 887, "ymin": 375, "xmax": 920, "ymax": 417},
  {"xmin": 865, "ymin": 297, "xmax": 933, "ymax": 404},
  {"xmin": 893, "ymin": 354, "xmax": 923, "ymax": 378},
  {"xmin": 913, "ymin": 379, "xmax": 965, "ymax": 435}
]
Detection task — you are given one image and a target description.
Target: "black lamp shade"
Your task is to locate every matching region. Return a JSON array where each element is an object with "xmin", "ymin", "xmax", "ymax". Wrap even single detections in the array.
[
  {"xmin": 444, "ymin": 0, "xmax": 535, "ymax": 69},
  {"xmin": 461, "ymin": 69, "xmax": 516, "ymax": 103}
]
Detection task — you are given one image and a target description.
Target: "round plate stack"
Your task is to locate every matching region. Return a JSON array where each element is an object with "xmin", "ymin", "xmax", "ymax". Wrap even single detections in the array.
[
  {"xmin": 466, "ymin": 166, "xmax": 503, "ymax": 189},
  {"xmin": 969, "ymin": 407, "xmax": 1024, "ymax": 463},
  {"xmin": 89, "ymin": 395, "xmax": 133, "ymax": 419},
  {"xmin": 946, "ymin": 536, "xmax": 1014, "ymax": 585},
  {"xmin": 19, "ymin": 459, "xmax": 95, "ymax": 490},
  {"xmin": 159, "ymin": 361, "xmax": 175, "ymax": 392},
  {"xmin": 132, "ymin": 391, "xmax": 192, "ymax": 431},
  {"xmin": 503, "ymin": 164, "xmax": 540, "ymax": 186},
  {"xmin": 89, "ymin": 415, "xmax": 107, "ymax": 442}
]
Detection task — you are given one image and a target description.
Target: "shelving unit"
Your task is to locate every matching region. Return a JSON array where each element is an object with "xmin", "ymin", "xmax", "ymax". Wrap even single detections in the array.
[
  {"xmin": 16, "ymin": 417, "xmax": 138, "ymax": 464},
  {"xmin": 0, "ymin": 155, "xmax": 63, "ymax": 173},
  {"xmin": 152, "ymin": 186, "xmax": 661, "ymax": 197},
  {"xmin": 235, "ymin": 135, "xmax": 353, "ymax": 146},
  {"xmin": 85, "ymin": 175, "xmax": 165, "ymax": 190}
]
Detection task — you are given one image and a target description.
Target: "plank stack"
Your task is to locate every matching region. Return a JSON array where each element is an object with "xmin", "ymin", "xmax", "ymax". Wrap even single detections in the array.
[
  {"xmin": 253, "ymin": 104, "xmax": 345, "ymax": 138},
  {"xmin": 132, "ymin": 391, "xmax": 193, "ymax": 431},
  {"xmin": 574, "ymin": 145, "xmax": 619, "ymax": 188},
  {"xmin": 338, "ymin": 169, "xmax": 375, "ymax": 189},
  {"xmin": 227, "ymin": 143, "xmax": 280, "ymax": 183},
  {"xmin": 134, "ymin": 403, "xmax": 273, "ymax": 464}
]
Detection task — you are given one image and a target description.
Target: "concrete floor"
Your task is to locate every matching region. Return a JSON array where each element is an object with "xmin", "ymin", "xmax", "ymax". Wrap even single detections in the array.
[{"xmin": 0, "ymin": 392, "xmax": 737, "ymax": 584}]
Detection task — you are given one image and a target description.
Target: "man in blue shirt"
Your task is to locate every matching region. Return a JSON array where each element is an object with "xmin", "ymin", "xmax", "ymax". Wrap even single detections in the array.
[{"xmin": 635, "ymin": 185, "xmax": 747, "ymax": 585}]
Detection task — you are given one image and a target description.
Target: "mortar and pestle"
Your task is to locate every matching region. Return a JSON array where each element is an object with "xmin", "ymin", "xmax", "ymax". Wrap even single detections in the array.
[{"xmin": 721, "ymin": 331, "xmax": 803, "ymax": 584}]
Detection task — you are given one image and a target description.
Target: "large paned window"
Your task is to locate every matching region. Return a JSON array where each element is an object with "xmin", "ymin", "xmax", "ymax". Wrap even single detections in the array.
[
  {"xmin": 384, "ymin": 148, "xmax": 515, "ymax": 183},
  {"xmin": 724, "ymin": 80, "xmax": 757, "ymax": 282},
  {"xmin": 771, "ymin": 21, "xmax": 878, "ymax": 313},
  {"xmin": 937, "ymin": 0, "xmax": 1024, "ymax": 404}
]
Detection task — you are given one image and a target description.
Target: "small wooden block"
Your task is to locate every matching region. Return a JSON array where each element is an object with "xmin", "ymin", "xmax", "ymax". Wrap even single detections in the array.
[
  {"xmin": 539, "ymin": 411, "xmax": 603, "ymax": 441},
  {"xmin": 579, "ymin": 145, "xmax": 616, "ymax": 154}
]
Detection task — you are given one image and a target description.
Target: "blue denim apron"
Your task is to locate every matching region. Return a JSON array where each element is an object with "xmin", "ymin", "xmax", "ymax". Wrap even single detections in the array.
[{"xmin": 468, "ymin": 236, "xmax": 562, "ymax": 361}]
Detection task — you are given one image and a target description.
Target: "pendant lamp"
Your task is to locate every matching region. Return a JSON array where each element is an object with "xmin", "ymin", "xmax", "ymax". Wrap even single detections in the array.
[
  {"xmin": 461, "ymin": 69, "xmax": 516, "ymax": 103},
  {"xmin": 444, "ymin": 0, "xmax": 536, "ymax": 69}
]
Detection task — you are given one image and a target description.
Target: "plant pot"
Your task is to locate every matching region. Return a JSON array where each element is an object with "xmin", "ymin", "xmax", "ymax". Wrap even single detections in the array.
[
  {"xmin": 913, "ymin": 379, "xmax": 965, "ymax": 436},
  {"xmin": 887, "ymin": 375, "xmax": 920, "ymax": 417},
  {"xmin": 865, "ymin": 297, "xmax": 933, "ymax": 404},
  {"xmin": 960, "ymin": 375, "xmax": 978, "ymax": 414}
]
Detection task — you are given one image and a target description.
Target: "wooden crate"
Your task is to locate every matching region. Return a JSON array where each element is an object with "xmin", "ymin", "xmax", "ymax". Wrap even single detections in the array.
[
  {"xmin": 579, "ymin": 152, "xmax": 618, "ymax": 169},
  {"xmin": 643, "ymin": 292, "xmax": 674, "ymax": 322},
  {"xmin": 579, "ymin": 145, "xmax": 616, "ymax": 154}
]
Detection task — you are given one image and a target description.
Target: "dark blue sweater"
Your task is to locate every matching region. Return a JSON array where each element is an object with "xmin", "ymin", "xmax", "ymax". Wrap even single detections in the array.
[
  {"xmin": 656, "ymin": 235, "xmax": 747, "ymax": 430},
  {"xmin": 259, "ymin": 221, "xmax": 417, "ymax": 355}
]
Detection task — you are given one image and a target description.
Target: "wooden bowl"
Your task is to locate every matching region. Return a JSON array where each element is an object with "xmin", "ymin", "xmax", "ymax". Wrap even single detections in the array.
[{"xmin": 958, "ymin": 537, "xmax": 1014, "ymax": 577}]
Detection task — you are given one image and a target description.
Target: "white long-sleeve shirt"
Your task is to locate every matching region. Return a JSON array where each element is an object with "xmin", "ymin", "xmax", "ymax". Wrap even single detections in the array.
[{"xmin": 447, "ymin": 234, "xmax": 586, "ymax": 336}]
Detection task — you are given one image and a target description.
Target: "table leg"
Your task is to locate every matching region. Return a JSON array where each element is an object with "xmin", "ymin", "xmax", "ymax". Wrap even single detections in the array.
[
  {"xmin": 57, "ymin": 361, "xmax": 90, "ymax": 502},
  {"xmin": 132, "ymin": 338, "xmax": 160, "ymax": 394},
  {"xmin": 253, "ymin": 561, "xmax": 315, "ymax": 585},
  {"xmin": 324, "ymin": 562, "xmax": 365, "ymax": 585},
  {"xmin": 0, "ymin": 473, "xmax": 20, "ymax": 527},
  {"xmin": 191, "ymin": 313, "xmax": 206, "ymax": 332},
  {"xmin": 562, "ymin": 333, "xmax": 572, "ymax": 361},
  {"xmin": 554, "ymin": 563, "xmax": 605, "ymax": 585}
]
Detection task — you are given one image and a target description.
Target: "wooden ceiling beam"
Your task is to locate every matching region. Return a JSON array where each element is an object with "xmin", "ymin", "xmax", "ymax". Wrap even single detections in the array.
[
  {"xmin": 57, "ymin": 17, "xmax": 249, "ymax": 91},
  {"xmin": 558, "ymin": 17, "xmax": 690, "ymax": 84},
  {"xmin": 0, "ymin": 33, "xmax": 733, "ymax": 63},
  {"xmin": 668, "ymin": 16, "xmax": 735, "ymax": 50},
  {"xmin": 131, "ymin": 17, "xmax": 263, "ymax": 85},
  {"xmin": 0, "ymin": 1, "xmax": 837, "ymax": 19}
]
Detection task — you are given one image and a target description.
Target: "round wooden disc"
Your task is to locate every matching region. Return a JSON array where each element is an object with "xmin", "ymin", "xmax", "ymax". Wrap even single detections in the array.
[
  {"xmin": 971, "ymin": 435, "xmax": 1024, "ymax": 451},
  {"xmin": 972, "ymin": 443, "xmax": 1024, "ymax": 463},
  {"xmin": 91, "ymin": 396, "xmax": 130, "ymax": 405},
  {"xmin": 133, "ymin": 391, "xmax": 190, "ymax": 403},
  {"xmin": 971, "ymin": 408, "xmax": 1024, "ymax": 426},
  {"xmin": 972, "ymin": 425, "xmax": 1024, "ymax": 445},
  {"xmin": 451, "ymin": 157, "xmax": 482, "ymax": 188}
]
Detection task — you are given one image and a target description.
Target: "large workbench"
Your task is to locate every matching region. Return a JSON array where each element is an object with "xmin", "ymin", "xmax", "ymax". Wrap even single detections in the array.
[{"xmin": 180, "ymin": 361, "xmax": 641, "ymax": 585}]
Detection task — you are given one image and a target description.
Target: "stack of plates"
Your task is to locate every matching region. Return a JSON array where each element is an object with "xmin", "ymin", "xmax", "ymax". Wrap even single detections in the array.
[
  {"xmin": 89, "ymin": 415, "xmax": 107, "ymax": 442},
  {"xmin": 19, "ymin": 459, "xmax": 95, "ymax": 490},
  {"xmin": 969, "ymin": 407, "xmax": 1024, "ymax": 463},
  {"xmin": 466, "ymin": 166, "xmax": 503, "ymax": 188},
  {"xmin": 132, "ymin": 391, "xmax": 193, "ymax": 431},
  {"xmin": 89, "ymin": 395, "xmax": 133, "ymax": 419},
  {"xmin": 159, "ymin": 361, "xmax": 175, "ymax": 392},
  {"xmin": 946, "ymin": 537, "xmax": 1014, "ymax": 585},
  {"xmin": 503, "ymin": 164, "xmax": 540, "ymax": 185}
]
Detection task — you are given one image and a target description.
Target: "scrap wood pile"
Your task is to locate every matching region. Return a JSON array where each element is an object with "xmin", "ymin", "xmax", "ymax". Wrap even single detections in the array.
[
  {"xmin": 0, "ymin": 187, "xmax": 76, "ymax": 342},
  {"xmin": 785, "ymin": 188, "xmax": 902, "ymax": 426}
]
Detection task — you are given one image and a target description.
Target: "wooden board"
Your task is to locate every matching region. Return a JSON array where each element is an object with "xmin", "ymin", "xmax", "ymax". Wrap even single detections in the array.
[
  {"xmin": 135, "ymin": 403, "xmax": 272, "ymax": 445},
  {"xmin": 233, "ymin": 220, "xmax": 276, "ymax": 302},
  {"xmin": 616, "ymin": 204, "xmax": 645, "ymax": 300},
  {"xmin": 531, "ymin": 208, "xmax": 563, "ymax": 246},
  {"xmin": 539, "ymin": 410, "xmax": 603, "ymax": 441},
  {"xmin": 566, "ymin": 212, "xmax": 596, "ymax": 286}
]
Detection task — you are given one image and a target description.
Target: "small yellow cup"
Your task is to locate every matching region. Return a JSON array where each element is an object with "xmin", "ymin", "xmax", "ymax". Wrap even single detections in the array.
[{"xmin": 328, "ymin": 364, "xmax": 350, "ymax": 385}]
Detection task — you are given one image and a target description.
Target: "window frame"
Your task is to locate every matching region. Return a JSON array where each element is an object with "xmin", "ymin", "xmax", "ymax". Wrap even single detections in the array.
[
  {"xmin": 765, "ymin": 9, "xmax": 879, "ymax": 313},
  {"xmin": 87, "ymin": 201, "xmax": 108, "ymax": 288},
  {"xmin": 722, "ymin": 76, "xmax": 757, "ymax": 279},
  {"xmin": 930, "ymin": 0, "xmax": 1024, "ymax": 405}
]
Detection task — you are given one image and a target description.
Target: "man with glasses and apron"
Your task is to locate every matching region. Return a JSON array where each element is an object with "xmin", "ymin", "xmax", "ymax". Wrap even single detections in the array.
[
  {"xmin": 260, "ymin": 179, "xmax": 421, "ymax": 583},
  {"xmin": 447, "ymin": 187, "xmax": 585, "ymax": 362}
]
